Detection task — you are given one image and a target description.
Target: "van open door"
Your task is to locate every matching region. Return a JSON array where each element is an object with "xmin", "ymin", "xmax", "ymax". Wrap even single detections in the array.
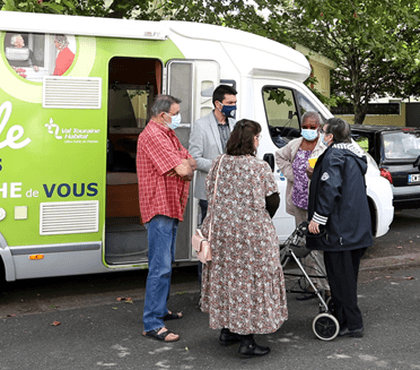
[
  {"xmin": 105, "ymin": 57, "xmax": 160, "ymax": 266},
  {"xmin": 166, "ymin": 59, "xmax": 220, "ymax": 261}
]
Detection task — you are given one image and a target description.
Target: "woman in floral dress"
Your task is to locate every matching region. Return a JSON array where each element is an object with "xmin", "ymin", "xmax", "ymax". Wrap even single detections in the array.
[{"xmin": 200, "ymin": 119, "xmax": 288, "ymax": 358}]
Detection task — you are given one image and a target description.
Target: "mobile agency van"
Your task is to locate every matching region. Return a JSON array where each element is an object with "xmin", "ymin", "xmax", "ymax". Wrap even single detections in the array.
[{"xmin": 0, "ymin": 11, "xmax": 394, "ymax": 284}]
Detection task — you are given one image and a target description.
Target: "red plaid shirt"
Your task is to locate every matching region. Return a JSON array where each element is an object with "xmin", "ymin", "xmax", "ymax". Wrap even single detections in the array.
[{"xmin": 136, "ymin": 120, "xmax": 192, "ymax": 223}]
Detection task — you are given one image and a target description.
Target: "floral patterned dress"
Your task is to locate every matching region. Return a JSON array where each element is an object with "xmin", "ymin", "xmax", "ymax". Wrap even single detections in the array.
[
  {"xmin": 200, "ymin": 155, "xmax": 288, "ymax": 335},
  {"xmin": 291, "ymin": 149, "xmax": 312, "ymax": 210}
]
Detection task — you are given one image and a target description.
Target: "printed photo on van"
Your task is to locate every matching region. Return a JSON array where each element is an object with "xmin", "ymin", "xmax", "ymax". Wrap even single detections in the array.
[{"xmin": 4, "ymin": 32, "xmax": 76, "ymax": 81}]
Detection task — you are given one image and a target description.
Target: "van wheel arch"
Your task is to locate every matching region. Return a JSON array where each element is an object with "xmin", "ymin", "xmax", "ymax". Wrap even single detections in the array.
[
  {"xmin": 368, "ymin": 197, "xmax": 378, "ymax": 238},
  {"xmin": 0, "ymin": 257, "xmax": 6, "ymax": 292}
]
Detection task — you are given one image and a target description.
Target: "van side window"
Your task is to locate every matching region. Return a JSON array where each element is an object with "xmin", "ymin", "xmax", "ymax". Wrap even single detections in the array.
[
  {"xmin": 295, "ymin": 90, "xmax": 325, "ymax": 120},
  {"xmin": 263, "ymin": 86, "xmax": 300, "ymax": 148}
]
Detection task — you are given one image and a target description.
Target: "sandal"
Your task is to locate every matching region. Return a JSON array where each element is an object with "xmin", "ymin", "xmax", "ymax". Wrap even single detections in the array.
[
  {"xmin": 142, "ymin": 327, "xmax": 180, "ymax": 342},
  {"xmin": 162, "ymin": 311, "xmax": 183, "ymax": 321}
]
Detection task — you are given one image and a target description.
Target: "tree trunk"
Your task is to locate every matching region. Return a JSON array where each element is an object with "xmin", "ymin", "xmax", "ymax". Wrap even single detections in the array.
[{"xmin": 354, "ymin": 103, "xmax": 368, "ymax": 125}]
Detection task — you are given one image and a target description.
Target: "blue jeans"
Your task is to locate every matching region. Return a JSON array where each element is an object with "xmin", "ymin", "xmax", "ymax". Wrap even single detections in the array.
[{"xmin": 143, "ymin": 215, "xmax": 179, "ymax": 332}]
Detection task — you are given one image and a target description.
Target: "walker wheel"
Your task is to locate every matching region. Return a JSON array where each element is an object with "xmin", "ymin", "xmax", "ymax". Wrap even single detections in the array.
[{"xmin": 312, "ymin": 313, "xmax": 339, "ymax": 341}]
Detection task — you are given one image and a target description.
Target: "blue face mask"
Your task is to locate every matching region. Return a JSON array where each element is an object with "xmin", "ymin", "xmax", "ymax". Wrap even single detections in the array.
[
  {"xmin": 165, "ymin": 113, "xmax": 181, "ymax": 130},
  {"xmin": 301, "ymin": 129, "xmax": 318, "ymax": 142},
  {"xmin": 320, "ymin": 133, "xmax": 330, "ymax": 146},
  {"xmin": 220, "ymin": 103, "xmax": 237, "ymax": 118}
]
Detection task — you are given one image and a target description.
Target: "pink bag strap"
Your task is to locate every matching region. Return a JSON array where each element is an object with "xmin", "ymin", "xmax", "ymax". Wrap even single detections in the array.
[{"xmin": 207, "ymin": 154, "xmax": 225, "ymax": 242}]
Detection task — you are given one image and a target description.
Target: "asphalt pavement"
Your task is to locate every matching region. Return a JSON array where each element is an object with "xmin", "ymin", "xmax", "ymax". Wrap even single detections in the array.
[
  {"xmin": 1, "ymin": 264, "xmax": 420, "ymax": 370},
  {"xmin": 1, "ymin": 210, "xmax": 420, "ymax": 370}
]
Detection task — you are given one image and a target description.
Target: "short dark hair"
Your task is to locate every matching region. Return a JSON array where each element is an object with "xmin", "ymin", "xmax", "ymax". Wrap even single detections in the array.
[
  {"xmin": 226, "ymin": 119, "xmax": 261, "ymax": 156},
  {"xmin": 212, "ymin": 85, "xmax": 237, "ymax": 106},
  {"xmin": 325, "ymin": 117, "xmax": 351, "ymax": 143},
  {"xmin": 150, "ymin": 95, "xmax": 181, "ymax": 116}
]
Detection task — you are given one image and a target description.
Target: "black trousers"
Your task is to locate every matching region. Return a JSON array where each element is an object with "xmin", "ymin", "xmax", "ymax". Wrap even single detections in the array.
[{"xmin": 323, "ymin": 248, "xmax": 367, "ymax": 330}]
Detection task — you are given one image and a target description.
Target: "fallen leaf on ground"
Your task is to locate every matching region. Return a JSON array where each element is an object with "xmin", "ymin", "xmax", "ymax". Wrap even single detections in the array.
[
  {"xmin": 403, "ymin": 276, "xmax": 415, "ymax": 280},
  {"xmin": 51, "ymin": 321, "xmax": 61, "ymax": 326},
  {"xmin": 397, "ymin": 246, "xmax": 402, "ymax": 249},
  {"xmin": 117, "ymin": 297, "xmax": 133, "ymax": 303}
]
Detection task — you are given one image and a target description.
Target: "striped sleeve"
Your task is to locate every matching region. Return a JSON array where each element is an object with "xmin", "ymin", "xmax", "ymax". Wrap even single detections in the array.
[{"xmin": 312, "ymin": 211, "xmax": 328, "ymax": 225}]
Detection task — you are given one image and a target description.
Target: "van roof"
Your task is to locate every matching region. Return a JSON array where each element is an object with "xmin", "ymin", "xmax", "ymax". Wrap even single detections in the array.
[
  {"xmin": 0, "ymin": 11, "xmax": 168, "ymax": 40},
  {"xmin": 164, "ymin": 21, "xmax": 310, "ymax": 81},
  {"xmin": 0, "ymin": 11, "xmax": 311, "ymax": 82}
]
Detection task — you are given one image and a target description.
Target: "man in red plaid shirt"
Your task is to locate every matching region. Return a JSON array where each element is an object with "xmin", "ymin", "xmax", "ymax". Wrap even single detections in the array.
[{"xmin": 138, "ymin": 95, "xmax": 196, "ymax": 343}]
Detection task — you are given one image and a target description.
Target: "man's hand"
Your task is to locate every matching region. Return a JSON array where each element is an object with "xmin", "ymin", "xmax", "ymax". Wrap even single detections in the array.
[
  {"xmin": 187, "ymin": 158, "xmax": 197, "ymax": 171},
  {"xmin": 170, "ymin": 159, "xmax": 196, "ymax": 181}
]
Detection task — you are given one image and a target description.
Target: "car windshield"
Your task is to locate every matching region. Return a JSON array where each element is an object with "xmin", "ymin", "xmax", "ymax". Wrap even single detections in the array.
[{"xmin": 382, "ymin": 130, "xmax": 420, "ymax": 160}]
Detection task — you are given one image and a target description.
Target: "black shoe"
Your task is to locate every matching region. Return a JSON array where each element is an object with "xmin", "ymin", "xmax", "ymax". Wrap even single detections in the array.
[
  {"xmin": 296, "ymin": 292, "xmax": 316, "ymax": 301},
  {"xmin": 338, "ymin": 326, "xmax": 364, "ymax": 338},
  {"xmin": 238, "ymin": 342, "xmax": 271, "ymax": 358},
  {"xmin": 219, "ymin": 329, "xmax": 241, "ymax": 346}
]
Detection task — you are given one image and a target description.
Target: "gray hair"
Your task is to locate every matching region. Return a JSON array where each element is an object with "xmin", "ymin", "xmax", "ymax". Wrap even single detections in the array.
[
  {"xmin": 302, "ymin": 111, "xmax": 321, "ymax": 126},
  {"xmin": 150, "ymin": 95, "xmax": 181, "ymax": 116},
  {"xmin": 325, "ymin": 117, "xmax": 351, "ymax": 143},
  {"xmin": 10, "ymin": 34, "xmax": 23, "ymax": 46},
  {"xmin": 55, "ymin": 34, "xmax": 69, "ymax": 49}
]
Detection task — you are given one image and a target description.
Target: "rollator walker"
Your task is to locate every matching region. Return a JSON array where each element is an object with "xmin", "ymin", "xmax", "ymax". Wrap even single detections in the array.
[{"xmin": 280, "ymin": 221, "xmax": 339, "ymax": 341}]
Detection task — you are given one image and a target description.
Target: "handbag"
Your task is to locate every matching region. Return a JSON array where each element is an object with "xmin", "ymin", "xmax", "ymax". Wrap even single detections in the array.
[
  {"xmin": 192, "ymin": 155, "xmax": 225, "ymax": 264},
  {"xmin": 191, "ymin": 229, "xmax": 211, "ymax": 264}
]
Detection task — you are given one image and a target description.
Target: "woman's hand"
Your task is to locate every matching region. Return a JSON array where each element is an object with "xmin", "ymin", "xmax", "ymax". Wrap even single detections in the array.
[
  {"xmin": 306, "ymin": 164, "xmax": 314, "ymax": 179},
  {"xmin": 308, "ymin": 220, "xmax": 320, "ymax": 234}
]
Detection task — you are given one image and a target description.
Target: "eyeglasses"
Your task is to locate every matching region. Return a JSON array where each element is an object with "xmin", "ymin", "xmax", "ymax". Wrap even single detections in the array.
[{"xmin": 320, "ymin": 129, "xmax": 330, "ymax": 135}]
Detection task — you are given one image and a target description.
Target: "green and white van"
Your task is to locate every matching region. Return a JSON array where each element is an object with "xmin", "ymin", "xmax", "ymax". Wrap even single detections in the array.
[{"xmin": 0, "ymin": 11, "xmax": 394, "ymax": 283}]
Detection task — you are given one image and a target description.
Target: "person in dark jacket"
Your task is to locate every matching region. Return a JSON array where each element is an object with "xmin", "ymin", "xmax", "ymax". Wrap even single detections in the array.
[{"xmin": 307, "ymin": 117, "xmax": 372, "ymax": 338}]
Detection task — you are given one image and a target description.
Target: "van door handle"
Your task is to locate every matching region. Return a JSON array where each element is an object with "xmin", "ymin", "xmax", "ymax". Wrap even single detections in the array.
[{"xmin": 263, "ymin": 153, "xmax": 275, "ymax": 172}]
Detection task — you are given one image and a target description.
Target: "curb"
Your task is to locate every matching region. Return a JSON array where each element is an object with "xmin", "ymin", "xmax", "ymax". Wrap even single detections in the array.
[{"xmin": 360, "ymin": 253, "xmax": 420, "ymax": 271}]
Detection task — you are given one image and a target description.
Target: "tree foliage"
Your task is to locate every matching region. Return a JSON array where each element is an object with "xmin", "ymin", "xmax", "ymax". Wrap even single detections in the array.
[
  {"xmin": 2, "ymin": 0, "xmax": 420, "ymax": 124},
  {"xmin": 269, "ymin": 0, "xmax": 420, "ymax": 124}
]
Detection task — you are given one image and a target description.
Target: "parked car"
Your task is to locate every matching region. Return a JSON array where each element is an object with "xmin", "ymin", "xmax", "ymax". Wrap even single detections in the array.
[{"xmin": 351, "ymin": 124, "xmax": 420, "ymax": 209}]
